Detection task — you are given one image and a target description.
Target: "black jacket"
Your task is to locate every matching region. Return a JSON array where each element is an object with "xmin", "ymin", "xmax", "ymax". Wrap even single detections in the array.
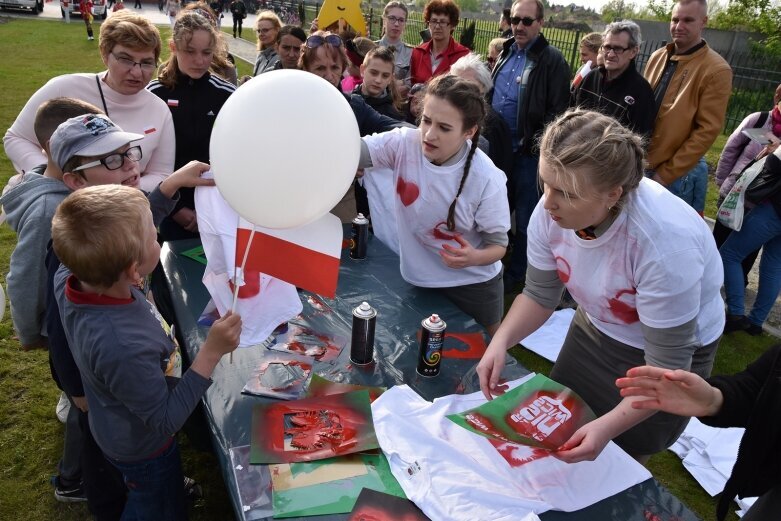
[
  {"xmin": 488, "ymin": 34, "xmax": 571, "ymax": 156},
  {"xmin": 571, "ymin": 61, "xmax": 656, "ymax": 139},
  {"xmin": 147, "ymin": 71, "xmax": 235, "ymax": 215},
  {"xmin": 351, "ymin": 85, "xmax": 404, "ymax": 121},
  {"xmin": 702, "ymin": 344, "xmax": 781, "ymax": 520},
  {"xmin": 346, "ymin": 93, "xmax": 406, "ymax": 136}
]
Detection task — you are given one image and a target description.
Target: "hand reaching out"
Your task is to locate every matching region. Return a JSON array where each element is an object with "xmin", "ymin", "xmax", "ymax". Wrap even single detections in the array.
[{"xmin": 616, "ymin": 365, "xmax": 723, "ymax": 417}]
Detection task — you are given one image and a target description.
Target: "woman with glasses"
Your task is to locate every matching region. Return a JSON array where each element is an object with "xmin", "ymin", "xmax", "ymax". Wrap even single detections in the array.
[
  {"xmin": 409, "ymin": 0, "xmax": 469, "ymax": 86},
  {"xmin": 299, "ymin": 31, "xmax": 408, "ymax": 222},
  {"xmin": 375, "ymin": 1, "xmax": 413, "ymax": 95},
  {"xmin": 252, "ymin": 10, "xmax": 282, "ymax": 76},
  {"xmin": 148, "ymin": 10, "xmax": 236, "ymax": 240},
  {"xmin": 4, "ymin": 10, "xmax": 175, "ymax": 193},
  {"xmin": 571, "ymin": 21, "xmax": 654, "ymax": 139}
]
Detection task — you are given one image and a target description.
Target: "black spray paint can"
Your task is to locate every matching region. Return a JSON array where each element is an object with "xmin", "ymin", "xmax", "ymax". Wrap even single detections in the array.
[
  {"xmin": 350, "ymin": 213, "xmax": 369, "ymax": 260},
  {"xmin": 350, "ymin": 301, "xmax": 377, "ymax": 365},
  {"xmin": 416, "ymin": 314, "xmax": 446, "ymax": 377}
]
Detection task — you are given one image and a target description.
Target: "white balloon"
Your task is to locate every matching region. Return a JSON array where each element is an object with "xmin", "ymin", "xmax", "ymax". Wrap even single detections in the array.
[{"xmin": 210, "ymin": 70, "xmax": 360, "ymax": 230}]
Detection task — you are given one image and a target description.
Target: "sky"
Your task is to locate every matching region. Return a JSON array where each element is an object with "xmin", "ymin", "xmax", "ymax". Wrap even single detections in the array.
[{"xmin": 559, "ymin": 0, "xmax": 613, "ymax": 12}]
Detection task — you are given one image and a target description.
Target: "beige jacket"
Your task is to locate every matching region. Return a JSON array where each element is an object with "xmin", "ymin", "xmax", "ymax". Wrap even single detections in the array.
[{"xmin": 643, "ymin": 42, "xmax": 732, "ymax": 185}]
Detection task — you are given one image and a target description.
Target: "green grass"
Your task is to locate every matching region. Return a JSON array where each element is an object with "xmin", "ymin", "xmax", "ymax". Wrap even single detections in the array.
[{"xmin": 0, "ymin": 15, "xmax": 773, "ymax": 521}]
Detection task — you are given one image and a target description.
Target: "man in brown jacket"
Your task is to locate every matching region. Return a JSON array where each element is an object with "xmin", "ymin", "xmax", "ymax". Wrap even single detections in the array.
[{"xmin": 644, "ymin": 0, "xmax": 732, "ymax": 214}]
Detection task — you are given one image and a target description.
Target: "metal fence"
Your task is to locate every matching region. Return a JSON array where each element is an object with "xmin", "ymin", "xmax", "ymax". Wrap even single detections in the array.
[{"xmin": 252, "ymin": 0, "xmax": 780, "ymax": 135}]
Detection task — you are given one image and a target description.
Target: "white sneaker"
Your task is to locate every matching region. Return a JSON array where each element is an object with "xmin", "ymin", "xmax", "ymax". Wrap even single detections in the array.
[{"xmin": 56, "ymin": 392, "xmax": 70, "ymax": 423}]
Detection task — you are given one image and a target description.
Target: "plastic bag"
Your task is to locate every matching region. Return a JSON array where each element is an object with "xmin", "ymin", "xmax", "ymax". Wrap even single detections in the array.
[{"xmin": 718, "ymin": 157, "xmax": 766, "ymax": 231}]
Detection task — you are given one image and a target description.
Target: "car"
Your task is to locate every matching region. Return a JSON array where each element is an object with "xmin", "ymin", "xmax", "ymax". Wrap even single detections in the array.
[
  {"xmin": 61, "ymin": 0, "xmax": 107, "ymax": 19},
  {"xmin": 0, "ymin": 0, "xmax": 44, "ymax": 15}
]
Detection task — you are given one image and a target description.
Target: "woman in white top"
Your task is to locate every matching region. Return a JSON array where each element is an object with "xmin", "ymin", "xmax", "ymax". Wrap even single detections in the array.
[
  {"xmin": 3, "ymin": 11, "xmax": 175, "ymax": 193},
  {"xmin": 477, "ymin": 109, "xmax": 725, "ymax": 463},
  {"xmin": 361, "ymin": 75, "xmax": 510, "ymax": 334}
]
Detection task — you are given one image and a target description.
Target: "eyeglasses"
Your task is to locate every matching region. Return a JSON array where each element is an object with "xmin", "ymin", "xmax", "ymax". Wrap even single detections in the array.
[
  {"xmin": 110, "ymin": 52, "xmax": 157, "ymax": 72},
  {"xmin": 256, "ymin": 27, "xmax": 274, "ymax": 34},
  {"xmin": 510, "ymin": 16, "xmax": 538, "ymax": 27},
  {"xmin": 384, "ymin": 15, "xmax": 406, "ymax": 25},
  {"xmin": 428, "ymin": 19, "xmax": 450, "ymax": 28},
  {"xmin": 305, "ymin": 34, "xmax": 343, "ymax": 49},
  {"xmin": 601, "ymin": 44, "xmax": 632, "ymax": 55},
  {"xmin": 73, "ymin": 146, "xmax": 143, "ymax": 172}
]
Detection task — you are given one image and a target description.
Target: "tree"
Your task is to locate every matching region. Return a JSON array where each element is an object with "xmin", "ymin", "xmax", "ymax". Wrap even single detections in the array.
[
  {"xmin": 710, "ymin": 0, "xmax": 781, "ymax": 52},
  {"xmin": 600, "ymin": 0, "xmax": 638, "ymax": 22}
]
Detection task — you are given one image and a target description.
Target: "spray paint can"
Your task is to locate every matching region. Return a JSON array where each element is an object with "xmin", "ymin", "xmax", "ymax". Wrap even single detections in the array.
[
  {"xmin": 350, "ymin": 302, "xmax": 376, "ymax": 365},
  {"xmin": 416, "ymin": 314, "xmax": 446, "ymax": 377},
  {"xmin": 350, "ymin": 213, "xmax": 369, "ymax": 260}
]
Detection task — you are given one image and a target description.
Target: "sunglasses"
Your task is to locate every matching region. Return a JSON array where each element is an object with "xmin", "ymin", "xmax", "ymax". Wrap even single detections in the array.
[
  {"xmin": 510, "ymin": 16, "xmax": 538, "ymax": 27},
  {"xmin": 73, "ymin": 145, "xmax": 143, "ymax": 172},
  {"xmin": 305, "ymin": 34, "xmax": 343, "ymax": 49}
]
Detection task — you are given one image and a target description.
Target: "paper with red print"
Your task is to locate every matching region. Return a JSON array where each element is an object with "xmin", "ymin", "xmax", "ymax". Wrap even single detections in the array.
[
  {"xmin": 372, "ymin": 376, "xmax": 651, "ymax": 521},
  {"xmin": 362, "ymin": 127, "xmax": 509, "ymax": 289},
  {"xmin": 250, "ymin": 390, "xmax": 379, "ymax": 464},
  {"xmin": 195, "ymin": 183, "xmax": 302, "ymax": 347},
  {"xmin": 447, "ymin": 374, "xmax": 595, "ymax": 450},
  {"xmin": 526, "ymin": 179, "xmax": 724, "ymax": 350}
]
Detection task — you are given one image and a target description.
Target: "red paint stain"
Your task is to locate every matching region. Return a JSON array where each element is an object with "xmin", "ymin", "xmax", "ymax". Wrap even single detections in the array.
[
  {"xmin": 555, "ymin": 256, "xmax": 571, "ymax": 283},
  {"xmin": 432, "ymin": 221, "xmax": 458, "ymax": 241},
  {"xmin": 396, "ymin": 177, "xmax": 420, "ymax": 206},
  {"xmin": 608, "ymin": 288, "xmax": 639, "ymax": 324},
  {"xmin": 306, "ymin": 295, "xmax": 329, "ymax": 313},
  {"xmin": 227, "ymin": 270, "xmax": 261, "ymax": 298},
  {"xmin": 490, "ymin": 440, "xmax": 550, "ymax": 468},
  {"xmin": 415, "ymin": 331, "xmax": 487, "ymax": 359}
]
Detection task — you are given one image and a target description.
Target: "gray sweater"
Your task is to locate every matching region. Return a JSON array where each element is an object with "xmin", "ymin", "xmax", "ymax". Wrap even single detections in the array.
[
  {"xmin": 54, "ymin": 266, "xmax": 211, "ymax": 462},
  {"xmin": 1, "ymin": 166, "xmax": 70, "ymax": 345}
]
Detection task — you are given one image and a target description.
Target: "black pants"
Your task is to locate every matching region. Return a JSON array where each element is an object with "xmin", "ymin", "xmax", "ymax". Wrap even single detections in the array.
[
  {"xmin": 233, "ymin": 17, "xmax": 242, "ymax": 36},
  {"xmin": 78, "ymin": 410, "xmax": 127, "ymax": 521},
  {"xmin": 133, "ymin": 0, "xmax": 141, "ymax": 8}
]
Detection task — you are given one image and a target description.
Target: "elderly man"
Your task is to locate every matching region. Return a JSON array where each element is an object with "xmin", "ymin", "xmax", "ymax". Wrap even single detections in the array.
[
  {"xmin": 644, "ymin": 0, "xmax": 732, "ymax": 214},
  {"xmin": 572, "ymin": 20, "xmax": 655, "ymax": 138},
  {"xmin": 488, "ymin": 0, "xmax": 570, "ymax": 293}
]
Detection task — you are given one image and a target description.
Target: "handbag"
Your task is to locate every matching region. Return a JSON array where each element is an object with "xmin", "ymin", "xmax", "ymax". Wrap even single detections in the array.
[
  {"xmin": 745, "ymin": 153, "xmax": 781, "ymax": 205},
  {"xmin": 718, "ymin": 156, "xmax": 766, "ymax": 231}
]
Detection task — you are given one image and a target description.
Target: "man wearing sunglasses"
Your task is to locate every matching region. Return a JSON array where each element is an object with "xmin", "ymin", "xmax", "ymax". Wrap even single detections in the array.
[
  {"xmin": 643, "ymin": 0, "xmax": 732, "ymax": 215},
  {"xmin": 487, "ymin": 0, "xmax": 570, "ymax": 294}
]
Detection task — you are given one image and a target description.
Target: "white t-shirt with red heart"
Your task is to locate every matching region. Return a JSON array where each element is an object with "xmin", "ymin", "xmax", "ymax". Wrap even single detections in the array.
[
  {"xmin": 363, "ymin": 127, "xmax": 509, "ymax": 288},
  {"xmin": 527, "ymin": 178, "xmax": 724, "ymax": 349}
]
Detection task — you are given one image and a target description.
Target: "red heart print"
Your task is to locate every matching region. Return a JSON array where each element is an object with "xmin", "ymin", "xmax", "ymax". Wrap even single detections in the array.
[{"xmin": 396, "ymin": 177, "xmax": 420, "ymax": 206}]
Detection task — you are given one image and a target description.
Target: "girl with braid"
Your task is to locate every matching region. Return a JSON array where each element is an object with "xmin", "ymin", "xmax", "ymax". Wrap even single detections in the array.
[
  {"xmin": 360, "ymin": 75, "xmax": 510, "ymax": 334},
  {"xmin": 477, "ymin": 109, "xmax": 725, "ymax": 464}
]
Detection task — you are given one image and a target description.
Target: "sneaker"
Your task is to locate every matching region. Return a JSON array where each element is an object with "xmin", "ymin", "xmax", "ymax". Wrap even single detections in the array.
[
  {"xmin": 723, "ymin": 314, "xmax": 750, "ymax": 335},
  {"xmin": 746, "ymin": 322, "xmax": 764, "ymax": 336},
  {"xmin": 88, "ymin": 36, "xmax": 94, "ymax": 40},
  {"xmin": 56, "ymin": 392, "xmax": 70, "ymax": 424},
  {"xmin": 51, "ymin": 476, "xmax": 87, "ymax": 503}
]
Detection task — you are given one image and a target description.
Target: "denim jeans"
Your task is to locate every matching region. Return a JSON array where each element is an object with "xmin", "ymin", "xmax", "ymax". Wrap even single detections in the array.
[
  {"xmin": 506, "ymin": 154, "xmax": 541, "ymax": 282},
  {"xmin": 109, "ymin": 440, "xmax": 186, "ymax": 521},
  {"xmin": 720, "ymin": 202, "xmax": 781, "ymax": 326},
  {"xmin": 667, "ymin": 157, "xmax": 708, "ymax": 213}
]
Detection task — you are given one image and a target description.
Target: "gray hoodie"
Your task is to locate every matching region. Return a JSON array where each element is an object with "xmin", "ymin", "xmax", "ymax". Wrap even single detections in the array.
[{"xmin": 1, "ymin": 166, "xmax": 70, "ymax": 345}]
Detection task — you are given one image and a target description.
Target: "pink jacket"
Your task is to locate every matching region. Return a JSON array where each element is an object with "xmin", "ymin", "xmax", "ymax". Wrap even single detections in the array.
[{"xmin": 716, "ymin": 112, "xmax": 773, "ymax": 198}]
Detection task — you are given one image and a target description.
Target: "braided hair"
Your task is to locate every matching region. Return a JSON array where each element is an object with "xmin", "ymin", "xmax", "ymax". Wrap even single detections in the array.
[{"xmin": 424, "ymin": 75, "xmax": 486, "ymax": 231}]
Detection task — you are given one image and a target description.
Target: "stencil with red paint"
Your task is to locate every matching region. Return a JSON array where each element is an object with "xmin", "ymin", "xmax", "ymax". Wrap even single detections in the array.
[
  {"xmin": 267, "ymin": 324, "xmax": 346, "ymax": 362},
  {"xmin": 506, "ymin": 393, "xmax": 574, "ymax": 448},
  {"xmin": 242, "ymin": 357, "xmax": 312, "ymax": 400}
]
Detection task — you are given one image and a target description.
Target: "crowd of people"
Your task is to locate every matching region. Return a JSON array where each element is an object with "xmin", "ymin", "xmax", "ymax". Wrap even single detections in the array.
[{"xmin": 2, "ymin": 0, "xmax": 781, "ymax": 519}]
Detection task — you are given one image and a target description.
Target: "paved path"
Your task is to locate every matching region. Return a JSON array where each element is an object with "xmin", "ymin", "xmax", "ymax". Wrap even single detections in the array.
[{"xmin": 4, "ymin": 4, "xmax": 781, "ymax": 337}]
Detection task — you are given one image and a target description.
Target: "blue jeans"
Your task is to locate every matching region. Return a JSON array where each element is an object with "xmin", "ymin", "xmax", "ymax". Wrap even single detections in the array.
[
  {"xmin": 667, "ymin": 157, "xmax": 708, "ymax": 213},
  {"xmin": 506, "ymin": 154, "xmax": 541, "ymax": 282},
  {"xmin": 109, "ymin": 440, "xmax": 186, "ymax": 521},
  {"xmin": 720, "ymin": 202, "xmax": 781, "ymax": 326}
]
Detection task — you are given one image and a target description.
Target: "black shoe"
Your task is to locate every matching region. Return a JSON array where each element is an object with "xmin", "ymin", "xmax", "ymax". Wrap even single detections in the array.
[
  {"xmin": 51, "ymin": 476, "xmax": 87, "ymax": 503},
  {"xmin": 745, "ymin": 322, "xmax": 764, "ymax": 336},
  {"xmin": 723, "ymin": 314, "xmax": 750, "ymax": 334}
]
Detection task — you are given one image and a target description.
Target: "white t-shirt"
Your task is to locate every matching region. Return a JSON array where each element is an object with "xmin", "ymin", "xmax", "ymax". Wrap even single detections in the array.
[
  {"xmin": 527, "ymin": 178, "xmax": 724, "ymax": 349},
  {"xmin": 363, "ymin": 127, "xmax": 509, "ymax": 288},
  {"xmin": 4, "ymin": 72, "xmax": 175, "ymax": 192},
  {"xmin": 372, "ymin": 378, "xmax": 652, "ymax": 521}
]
